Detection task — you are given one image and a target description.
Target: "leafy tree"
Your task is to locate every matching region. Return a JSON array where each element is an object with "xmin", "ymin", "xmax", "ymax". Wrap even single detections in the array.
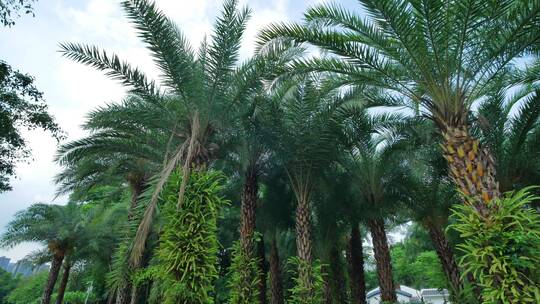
[
  {"xmin": 0, "ymin": 203, "xmax": 85, "ymax": 304},
  {"xmin": 0, "ymin": 268, "xmax": 19, "ymax": 303},
  {"xmin": 0, "ymin": 0, "xmax": 37, "ymax": 27},
  {"xmin": 0, "ymin": 61, "xmax": 61, "ymax": 192},
  {"xmin": 6, "ymin": 272, "xmax": 47, "ymax": 304}
]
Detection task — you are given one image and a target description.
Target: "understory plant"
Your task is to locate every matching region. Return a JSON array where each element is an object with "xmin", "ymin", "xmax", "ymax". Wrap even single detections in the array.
[
  {"xmin": 286, "ymin": 256, "xmax": 325, "ymax": 304},
  {"xmin": 450, "ymin": 187, "xmax": 540, "ymax": 303},
  {"xmin": 227, "ymin": 237, "xmax": 261, "ymax": 304},
  {"xmin": 146, "ymin": 169, "xmax": 228, "ymax": 304}
]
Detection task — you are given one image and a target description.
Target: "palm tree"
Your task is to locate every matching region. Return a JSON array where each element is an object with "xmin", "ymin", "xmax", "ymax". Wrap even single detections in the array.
[
  {"xmin": 474, "ymin": 73, "xmax": 540, "ymax": 193},
  {"xmin": 59, "ymin": 0, "xmax": 258, "ymax": 270},
  {"xmin": 340, "ymin": 110, "xmax": 416, "ymax": 303},
  {"xmin": 257, "ymin": 0, "xmax": 540, "ymax": 215},
  {"xmin": 0, "ymin": 202, "xmax": 85, "ymax": 304},
  {"xmin": 55, "ymin": 96, "xmax": 171, "ymax": 304},
  {"xmin": 265, "ymin": 75, "xmax": 344, "ymax": 301}
]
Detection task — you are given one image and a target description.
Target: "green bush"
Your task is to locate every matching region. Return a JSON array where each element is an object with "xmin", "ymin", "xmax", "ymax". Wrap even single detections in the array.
[
  {"xmin": 227, "ymin": 240, "xmax": 261, "ymax": 304},
  {"xmin": 286, "ymin": 257, "xmax": 325, "ymax": 304},
  {"xmin": 145, "ymin": 169, "xmax": 228, "ymax": 304},
  {"xmin": 6, "ymin": 271, "xmax": 47, "ymax": 304},
  {"xmin": 450, "ymin": 187, "xmax": 540, "ymax": 303}
]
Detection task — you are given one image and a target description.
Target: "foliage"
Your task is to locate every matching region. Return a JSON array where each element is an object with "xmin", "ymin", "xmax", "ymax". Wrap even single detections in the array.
[
  {"xmin": 286, "ymin": 257, "xmax": 325, "ymax": 304},
  {"xmin": 5, "ymin": 271, "xmax": 47, "ymax": 304},
  {"xmin": 0, "ymin": 61, "xmax": 61, "ymax": 192},
  {"xmin": 450, "ymin": 187, "xmax": 540, "ymax": 303},
  {"xmin": 392, "ymin": 247, "xmax": 447, "ymax": 290},
  {"xmin": 227, "ymin": 240, "xmax": 260, "ymax": 304},
  {"xmin": 61, "ymin": 291, "xmax": 93, "ymax": 304},
  {"xmin": 139, "ymin": 170, "xmax": 228, "ymax": 304},
  {"xmin": 0, "ymin": 0, "xmax": 36, "ymax": 27},
  {"xmin": 0, "ymin": 269, "xmax": 19, "ymax": 303}
]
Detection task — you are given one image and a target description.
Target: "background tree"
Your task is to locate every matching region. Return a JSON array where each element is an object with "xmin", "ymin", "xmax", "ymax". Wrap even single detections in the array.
[
  {"xmin": 0, "ymin": 0, "xmax": 37, "ymax": 27},
  {"xmin": 0, "ymin": 202, "xmax": 86, "ymax": 304},
  {"xmin": 0, "ymin": 61, "xmax": 62, "ymax": 192}
]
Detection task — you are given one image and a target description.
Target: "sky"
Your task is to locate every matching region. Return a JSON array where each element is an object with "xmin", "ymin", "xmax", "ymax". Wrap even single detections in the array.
[{"xmin": 0, "ymin": 0, "xmax": 368, "ymax": 262}]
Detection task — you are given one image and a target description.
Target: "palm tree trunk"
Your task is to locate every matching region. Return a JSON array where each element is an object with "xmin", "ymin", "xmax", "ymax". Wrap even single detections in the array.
[
  {"xmin": 442, "ymin": 126, "xmax": 500, "ymax": 215},
  {"xmin": 240, "ymin": 165, "xmax": 258, "ymax": 259},
  {"xmin": 129, "ymin": 285, "xmax": 138, "ymax": 304},
  {"xmin": 41, "ymin": 253, "xmax": 64, "ymax": 304},
  {"xmin": 55, "ymin": 262, "xmax": 71, "ymax": 304},
  {"xmin": 296, "ymin": 196, "xmax": 313, "ymax": 294},
  {"xmin": 424, "ymin": 219, "xmax": 462, "ymax": 299},
  {"xmin": 326, "ymin": 245, "xmax": 347, "ymax": 304},
  {"xmin": 368, "ymin": 219, "xmax": 396, "ymax": 303},
  {"xmin": 347, "ymin": 225, "xmax": 367, "ymax": 304},
  {"xmin": 127, "ymin": 177, "xmax": 144, "ymax": 220},
  {"xmin": 257, "ymin": 236, "xmax": 268, "ymax": 304},
  {"xmin": 116, "ymin": 283, "xmax": 131, "ymax": 304},
  {"xmin": 269, "ymin": 238, "xmax": 284, "ymax": 304}
]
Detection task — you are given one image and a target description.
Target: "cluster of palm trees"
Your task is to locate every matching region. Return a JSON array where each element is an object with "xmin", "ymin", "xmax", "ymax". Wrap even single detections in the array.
[{"xmin": 2, "ymin": 0, "xmax": 540, "ymax": 303}]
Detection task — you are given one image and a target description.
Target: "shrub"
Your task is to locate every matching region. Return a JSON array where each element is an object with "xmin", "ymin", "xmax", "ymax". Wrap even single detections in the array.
[
  {"xmin": 227, "ymin": 239, "xmax": 261, "ymax": 304},
  {"xmin": 449, "ymin": 187, "xmax": 540, "ymax": 303},
  {"xmin": 286, "ymin": 257, "xmax": 325, "ymax": 304},
  {"xmin": 145, "ymin": 169, "xmax": 228, "ymax": 304}
]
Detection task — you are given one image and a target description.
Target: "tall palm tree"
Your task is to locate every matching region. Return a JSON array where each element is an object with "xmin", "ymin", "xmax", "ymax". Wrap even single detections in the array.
[
  {"xmin": 0, "ymin": 202, "xmax": 85, "ymax": 304},
  {"xmin": 59, "ymin": 0, "xmax": 257, "ymax": 269},
  {"xmin": 340, "ymin": 110, "xmax": 416, "ymax": 303},
  {"xmin": 257, "ymin": 0, "xmax": 540, "ymax": 215},
  {"xmin": 55, "ymin": 96, "xmax": 170, "ymax": 304},
  {"xmin": 265, "ymin": 75, "xmax": 344, "ymax": 301}
]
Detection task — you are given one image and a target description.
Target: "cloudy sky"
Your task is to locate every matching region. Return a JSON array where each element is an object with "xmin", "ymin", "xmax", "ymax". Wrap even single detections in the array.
[{"xmin": 0, "ymin": 0, "xmax": 363, "ymax": 261}]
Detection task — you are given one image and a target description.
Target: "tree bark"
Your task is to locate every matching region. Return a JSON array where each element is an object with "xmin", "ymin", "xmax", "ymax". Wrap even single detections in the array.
[
  {"xmin": 368, "ymin": 219, "xmax": 396, "ymax": 303},
  {"xmin": 424, "ymin": 219, "xmax": 462, "ymax": 299},
  {"xmin": 347, "ymin": 225, "xmax": 367, "ymax": 304},
  {"xmin": 129, "ymin": 285, "xmax": 138, "ymax": 304},
  {"xmin": 116, "ymin": 283, "xmax": 131, "ymax": 304},
  {"xmin": 55, "ymin": 262, "xmax": 71, "ymax": 304},
  {"xmin": 269, "ymin": 238, "xmax": 284, "ymax": 304},
  {"xmin": 240, "ymin": 165, "xmax": 258, "ymax": 259},
  {"xmin": 127, "ymin": 176, "xmax": 145, "ymax": 220},
  {"xmin": 295, "ymin": 196, "xmax": 313, "ymax": 293},
  {"xmin": 442, "ymin": 126, "xmax": 500, "ymax": 216},
  {"xmin": 257, "ymin": 236, "xmax": 268, "ymax": 304},
  {"xmin": 41, "ymin": 253, "xmax": 64, "ymax": 304},
  {"xmin": 326, "ymin": 245, "xmax": 347, "ymax": 304}
]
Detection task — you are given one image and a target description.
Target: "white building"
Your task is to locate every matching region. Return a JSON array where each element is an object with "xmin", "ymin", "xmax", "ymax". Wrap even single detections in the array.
[{"xmin": 366, "ymin": 285, "xmax": 451, "ymax": 304}]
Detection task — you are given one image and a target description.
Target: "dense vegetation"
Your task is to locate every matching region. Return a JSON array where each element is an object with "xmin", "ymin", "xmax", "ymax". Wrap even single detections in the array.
[{"xmin": 1, "ymin": 0, "xmax": 540, "ymax": 303}]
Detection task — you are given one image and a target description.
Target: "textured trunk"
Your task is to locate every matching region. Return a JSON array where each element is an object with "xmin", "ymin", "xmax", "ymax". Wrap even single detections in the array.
[
  {"xmin": 269, "ymin": 239, "xmax": 284, "ymax": 304},
  {"xmin": 323, "ymin": 275, "xmax": 332, "ymax": 304},
  {"xmin": 129, "ymin": 285, "xmax": 138, "ymax": 304},
  {"xmin": 127, "ymin": 177, "xmax": 145, "ymax": 220},
  {"xmin": 55, "ymin": 262, "xmax": 71, "ymax": 304},
  {"xmin": 326, "ymin": 245, "xmax": 347, "ymax": 304},
  {"xmin": 347, "ymin": 225, "xmax": 367, "ymax": 304},
  {"xmin": 424, "ymin": 220, "xmax": 462, "ymax": 299},
  {"xmin": 41, "ymin": 253, "xmax": 64, "ymax": 304},
  {"xmin": 442, "ymin": 126, "xmax": 500, "ymax": 216},
  {"xmin": 368, "ymin": 219, "xmax": 396, "ymax": 303},
  {"xmin": 257, "ymin": 236, "xmax": 268, "ymax": 304},
  {"xmin": 295, "ymin": 196, "xmax": 313, "ymax": 293},
  {"xmin": 240, "ymin": 165, "xmax": 258, "ymax": 258},
  {"xmin": 115, "ymin": 283, "xmax": 131, "ymax": 304}
]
